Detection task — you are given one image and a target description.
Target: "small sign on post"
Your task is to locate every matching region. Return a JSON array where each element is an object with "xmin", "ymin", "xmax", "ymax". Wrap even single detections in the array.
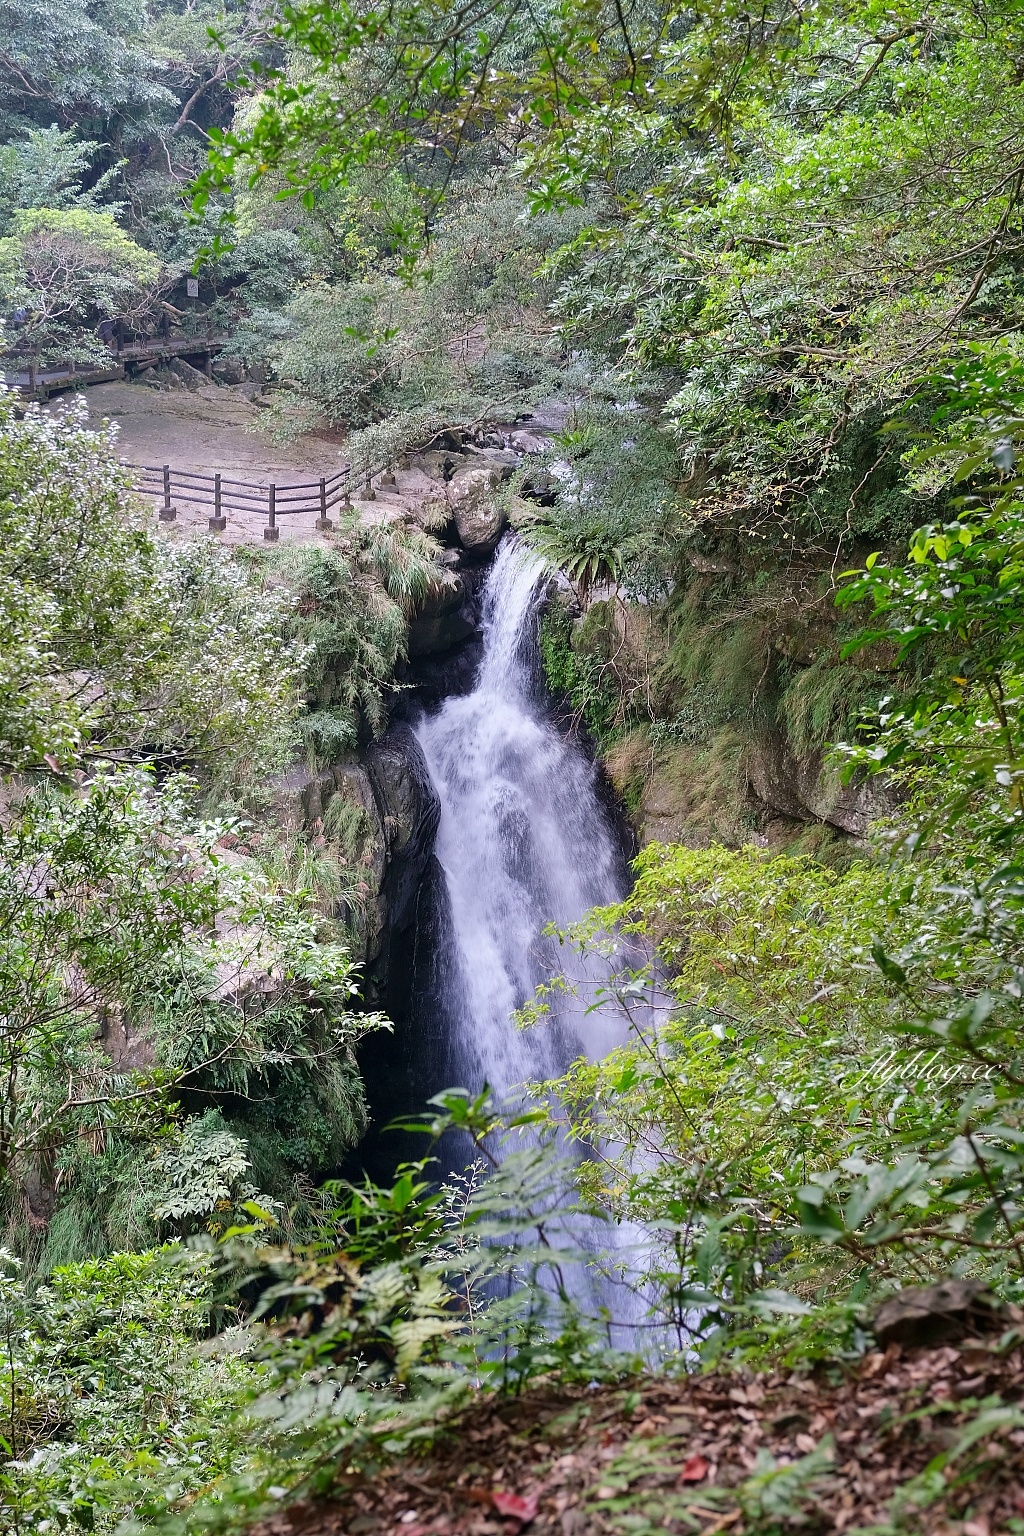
[{"xmin": 186, "ymin": 278, "xmax": 199, "ymax": 299}]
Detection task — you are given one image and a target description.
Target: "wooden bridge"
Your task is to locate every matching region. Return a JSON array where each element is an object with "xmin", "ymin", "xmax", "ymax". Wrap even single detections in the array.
[{"xmin": 2, "ymin": 334, "xmax": 229, "ymax": 400}]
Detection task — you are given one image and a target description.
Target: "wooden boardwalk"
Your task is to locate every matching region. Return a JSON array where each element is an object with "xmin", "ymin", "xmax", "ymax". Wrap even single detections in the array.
[{"xmin": 2, "ymin": 335, "xmax": 229, "ymax": 400}]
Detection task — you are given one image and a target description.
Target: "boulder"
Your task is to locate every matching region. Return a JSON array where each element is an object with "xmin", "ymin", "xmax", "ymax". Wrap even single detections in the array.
[
  {"xmin": 509, "ymin": 428, "xmax": 548, "ymax": 454},
  {"xmin": 167, "ymin": 356, "xmax": 207, "ymax": 392},
  {"xmin": 415, "ymin": 449, "xmax": 460, "ymax": 482},
  {"xmin": 465, "ymin": 445, "xmax": 520, "ymax": 473},
  {"xmin": 872, "ymin": 1280, "xmax": 1012, "ymax": 1348},
  {"xmin": 745, "ymin": 734, "xmax": 897, "ymax": 837},
  {"xmin": 212, "ymin": 355, "xmax": 246, "ymax": 384},
  {"xmin": 157, "ymin": 366, "xmax": 188, "ymax": 391},
  {"xmin": 447, "ymin": 461, "xmax": 509, "ymax": 554}
]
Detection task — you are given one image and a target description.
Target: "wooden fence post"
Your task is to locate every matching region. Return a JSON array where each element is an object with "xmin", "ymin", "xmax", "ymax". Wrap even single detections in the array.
[
  {"xmin": 28, "ymin": 358, "xmax": 37, "ymax": 395},
  {"xmin": 209, "ymin": 472, "xmax": 226, "ymax": 532},
  {"xmin": 264, "ymin": 483, "xmax": 279, "ymax": 541},
  {"xmin": 315, "ymin": 477, "xmax": 333, "ymax": 532},
  {"xmin": 159, "ymin": 464, "xmax": 177, "ymax": 521}
]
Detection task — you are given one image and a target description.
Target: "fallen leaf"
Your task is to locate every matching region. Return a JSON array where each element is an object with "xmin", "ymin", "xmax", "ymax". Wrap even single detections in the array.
[
  {"xmin": 634, "ymin": 1418, "xmax": 661, "ymax": 1438},
  {"xmin": 491, "ymin": 1492, "xmax": 539, "ymax": 1523},
  {"xmin": 688, "ymin": 1510, "xmax": 741, "ymax": 1532},
  {"xmin": 678, "ymin": 1454, "xmax": 710, "ymax": 1484}
]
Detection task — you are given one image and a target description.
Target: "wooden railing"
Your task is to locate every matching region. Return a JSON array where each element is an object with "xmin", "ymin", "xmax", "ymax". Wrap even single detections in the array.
[
  {"xmin": 3, "ymin": 335, "xmax": 231, "ymax": 399},
  {"xmin": 130, "ymin": 456, "xmax": 406, "ymax": 540}
]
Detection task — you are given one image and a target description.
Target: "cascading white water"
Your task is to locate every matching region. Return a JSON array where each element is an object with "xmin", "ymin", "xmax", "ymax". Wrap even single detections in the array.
[{"xmin": 414, "ymin": 537, "xmax": 630, "ymax": 1096}]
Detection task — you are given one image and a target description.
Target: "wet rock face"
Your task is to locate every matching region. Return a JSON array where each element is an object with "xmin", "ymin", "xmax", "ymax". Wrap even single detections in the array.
[
  {"xmin": 407, "ymin": 570, "xmax": 476, "ymax": 657},
  {"xmin": 745, "ymin": 734, "xmax": 897, "ymax": 837},
  {"xmin": 365, "ymin": 727, "xmax": 441, "ymax": 986},
  {"xmin": 272, "ymin": 757, "xmax": 387, "ymax": 964},
  {"xmin": 269, "ymin": 732, "xmax": 441, "ymax": 992}
]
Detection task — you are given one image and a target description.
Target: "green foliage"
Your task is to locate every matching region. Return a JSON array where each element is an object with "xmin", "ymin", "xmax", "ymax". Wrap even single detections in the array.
[
  {"xmin": 150, "ymin": 1113, "xmax": 277, "ymax": 1237},
  {"xmin": 520, "ymin": 399, "xmax": 680, "ymax": 604},
  {"xmin": 0, "ymin": 394, "xmax": 301, "ymax": 784},
  {"xmin": 539, "ymin": 600, "xmax": 621, "ymax": 744},
  {"xmin": 776, "ymin": 646, "xmax": 881, "ymax": 760},
  {"xmin": 197, "ymin": 0, "xmax": 1024, "ymax": 587},
  {"xmin": 280, "ymin": 522, "xmax": 443, "ymax": 760},
  {"xmin": 0, "ymin": 0, "xmax": 172, "ymax": 136},
  {"xmin": 0, "ymin": 762, "xmax": 383, "ymax": 1255},
  {"xmin": 0, "ymin": 397, "xmax": 394, "ymax": 1273},
  {"xmin": 233, "ymin": 171, "xmax": 575, "ymax": 447},
  {"xmin": 15, "ymin": 1, "xmax": 1024, "ymax": 1528},
  {"xmin": 0, "ymin": 0, "xmax": 282, "ymax": 362},
  {"xmin": 526, "ymin": 381, "xmax": 1024, "ymax": 1366},
  {"xmin": 135, "ymin": 1090, "xmax": 638, "ymax": 1531},
  {"xmin": 0, "ymin": 208, "xmax": 161, "ymax": 362},
  {"xmin": 0, "ymin": 1247, "xmax": 258, "ymax": 1532},
  {"xmin": 0, "ymin": 127, "xmax": 113, "ymax": 236},
  {"xmin": 544, "ymin": 843, "xmax": 907, "ymax": 1347},
  {"xmin": 838, "ymin": 348, "xmax": 1024, "ymax": 848}
]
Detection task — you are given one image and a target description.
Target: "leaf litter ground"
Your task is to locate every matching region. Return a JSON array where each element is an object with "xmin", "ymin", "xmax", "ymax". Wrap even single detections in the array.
[{"xmin": 251, "ymin": 1335, "xmax": 1024, "ymax": 1536}]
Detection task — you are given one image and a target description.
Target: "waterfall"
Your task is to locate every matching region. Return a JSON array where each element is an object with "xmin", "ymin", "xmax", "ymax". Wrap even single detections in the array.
[{"xmin": 414, "ymin": 537, "xmax": 630, "ymax": 1098}]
